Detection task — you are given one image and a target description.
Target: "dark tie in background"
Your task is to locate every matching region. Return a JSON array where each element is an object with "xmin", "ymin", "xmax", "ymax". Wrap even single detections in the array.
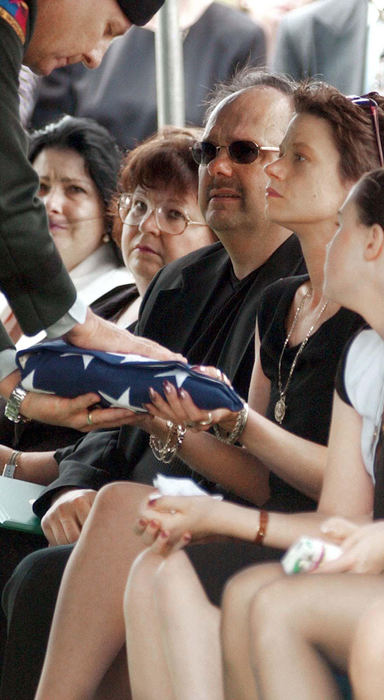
[{"xmin": 373, "ymin": 411, "xmax": 384, "ymax": 518}]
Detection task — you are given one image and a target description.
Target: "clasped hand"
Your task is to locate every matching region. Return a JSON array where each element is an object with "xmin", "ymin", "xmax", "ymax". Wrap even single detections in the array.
[
  {"xmin": 134, "ymin": 493, "xmax": 223, "ymax": 556},
  {"xmin": 313, "ymin": 517, "xmax": 384, "ymax": 575}
]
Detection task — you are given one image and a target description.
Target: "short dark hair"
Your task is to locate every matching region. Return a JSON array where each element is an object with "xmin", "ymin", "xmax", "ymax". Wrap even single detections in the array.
[
  {"xmin": 111, "ymin": 126, "xmax": 202, "ymax": 246},
  {"xmin": 29, "ymin": 116, "xmax": 122, "ymax": 259},
  {"xmin": 205, "ymin": 66, "xmax": 297, "ymax": 121},
  {"xmin": 293, "ymin": 83, "xmax": 384, "ymax": 182},
  {"xmin": 354, "ymin": 168, "xmax": 384, "ymax": 228}
]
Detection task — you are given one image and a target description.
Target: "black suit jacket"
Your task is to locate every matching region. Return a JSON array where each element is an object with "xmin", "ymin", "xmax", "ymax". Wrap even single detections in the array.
[{"xmin": 33, "ymin": 238, "xmax": 305, "ymax": 518}]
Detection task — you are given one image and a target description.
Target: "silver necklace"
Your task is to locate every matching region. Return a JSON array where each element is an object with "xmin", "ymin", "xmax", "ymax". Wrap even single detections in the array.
[{"xmin": 275, "ymin": 289, "xmax": 328, "ymax": 425}]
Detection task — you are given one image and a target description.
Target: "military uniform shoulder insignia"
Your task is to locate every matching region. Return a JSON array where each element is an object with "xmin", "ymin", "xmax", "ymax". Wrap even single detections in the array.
[{"xmin": 0, "ymin": 0, "xmax": 29, "ymax": 44}]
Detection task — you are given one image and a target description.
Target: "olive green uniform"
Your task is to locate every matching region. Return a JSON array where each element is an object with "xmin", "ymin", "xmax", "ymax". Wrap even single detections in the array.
[{"xmin": 0, "ymin": 0, "xmax": 77, "ymax": 362}]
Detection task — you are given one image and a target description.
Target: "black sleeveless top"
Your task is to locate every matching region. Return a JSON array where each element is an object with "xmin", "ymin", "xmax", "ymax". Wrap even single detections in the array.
[{"xmin": 258, "ymin": 275, "xmax": 364, "ymax": 512}]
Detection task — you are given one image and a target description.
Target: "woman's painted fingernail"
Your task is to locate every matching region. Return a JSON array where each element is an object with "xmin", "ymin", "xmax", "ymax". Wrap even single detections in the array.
[
  {"xmin": 149, "ymin": 519, "xmax": 160, "ymax": 529},
  {"xmin": 183, "ymin": 533, "xmax": 192, "ymax": 543},
  {"xmin": 160, "ymin": 530, "xmax": 169, "ymax": 539},
  {"xmin": 163, "ymin": 380, "xmax": 172, "ymax": 394},
  {"xmin": 179, "ymin": 388, "xmax": 187, "ymax": 399},
  {"xmin": 138, "ymin": 518, "xmax": 147, "ymax": 527},
  {"xmin": 149, "ymin": 387, "xmax": 156, "ymax": 400}
]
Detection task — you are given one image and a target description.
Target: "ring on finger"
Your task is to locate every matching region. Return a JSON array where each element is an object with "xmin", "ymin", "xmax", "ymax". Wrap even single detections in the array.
[
  {"xmin": 198, "ymin": 412, "xmax": 213, "ymax": 427},
  {"xmin": 87, "ymin": 411, "xmax": 93, "ymax": 426}
]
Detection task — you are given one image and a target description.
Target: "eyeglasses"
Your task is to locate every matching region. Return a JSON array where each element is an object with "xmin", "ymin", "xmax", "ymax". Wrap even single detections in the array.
[
  {"xmin": 191, "ymin": 140, "xmax": 280, "ymax": 166},
  {"xmin": 349, "ymin": 95, "xmax": 384, "ymax": 167},
  {"xmin": 118, "ymin": 193, "xmax": 206, "ymax": 236}
]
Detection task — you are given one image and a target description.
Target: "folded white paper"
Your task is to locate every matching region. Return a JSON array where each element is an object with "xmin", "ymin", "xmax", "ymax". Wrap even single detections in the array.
[{"xmin": 153, "ymin": 474, "xmax": 223, "ymax": 499}]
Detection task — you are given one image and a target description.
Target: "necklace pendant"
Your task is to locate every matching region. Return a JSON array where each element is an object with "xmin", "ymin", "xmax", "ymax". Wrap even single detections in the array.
[{"xmin": 275, "ymin": 396, "xmax": 286, "ymax": 424}]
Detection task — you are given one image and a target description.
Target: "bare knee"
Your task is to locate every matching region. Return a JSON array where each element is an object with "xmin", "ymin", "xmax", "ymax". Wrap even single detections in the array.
[
  {"xmin": 248, "ymin": 573, "xmax": 319, "ymax": 671},
  {"xmin": 124, "ymin": 549, "xmax": 162, "ymax": 623},
  {"xmin": 93, "ymin": 481, "xmax": 152, "ymax": 521},
  {"xmin": 249, "ymin": 576, "xmax": 293, "ymax": 641},
  {"xmin": 154, "ymin": 551, "xmax": 193, "ymax": 612},
  {"xmin": 222, "ymin": 562, "xmax": 283, "ymax": 636}
]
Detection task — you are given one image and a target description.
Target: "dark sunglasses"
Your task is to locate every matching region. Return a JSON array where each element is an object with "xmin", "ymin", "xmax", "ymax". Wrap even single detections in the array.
[
  {"xmin": 191, "ymin": 140, "xmax": 280, "ymax": 166},
  {"xmin": 349, "ymin": 95, "xmax": 384, "ymax": 167}
]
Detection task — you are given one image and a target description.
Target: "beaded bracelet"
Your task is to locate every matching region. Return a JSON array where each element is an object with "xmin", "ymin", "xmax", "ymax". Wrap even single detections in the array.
[
  {"xmin": 255, "ymin": 510, "xmax": 268, "ymax": 545},
  {"xmin": 213, "ymin": 402, "xmax": 249, "ymax": 444},
  {"xmin": 149, "ymin": 421, "xmax": 186, "ymax": 463}
]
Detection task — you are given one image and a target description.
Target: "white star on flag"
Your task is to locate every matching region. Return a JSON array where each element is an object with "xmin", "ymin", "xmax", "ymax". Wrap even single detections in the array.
[
  {"xmin": 61, "ymin": 353, "xmax": 95, "ymax": 370},
  {"xmin": 154, "ymin": 368, "xmax": 190, "ymax": 388},
  {"xmin": 22, "ymin": 370, "xmax": 55, "ymax": 394},
  {"xmin": 98, "ymin": 388, "xmax": 147, "ymax": 413}
]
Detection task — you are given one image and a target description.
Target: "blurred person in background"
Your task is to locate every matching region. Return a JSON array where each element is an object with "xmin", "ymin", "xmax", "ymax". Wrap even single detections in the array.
[
  {"xmin": 231, "ymin": 0, "xmax": 314, "ymax": 63},
  {"xmin": 272, "ymin": 0, "xmax": 383, "ymax": 96}
]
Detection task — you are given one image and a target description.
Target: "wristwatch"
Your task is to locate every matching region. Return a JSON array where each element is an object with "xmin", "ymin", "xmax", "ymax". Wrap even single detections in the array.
[
  {"xmin": 4, "ymin": 383, "xmax": 29, "ymax": 423},
  {"xmin": 2, "ymin": 450, "xmax": 21, "ymax": 478}
]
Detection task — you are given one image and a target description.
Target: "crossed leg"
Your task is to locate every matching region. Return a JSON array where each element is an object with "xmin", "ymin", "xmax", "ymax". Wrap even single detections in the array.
[{"xmin": 222, "ymin": 562, "xmax": 384, "ymax": 700}]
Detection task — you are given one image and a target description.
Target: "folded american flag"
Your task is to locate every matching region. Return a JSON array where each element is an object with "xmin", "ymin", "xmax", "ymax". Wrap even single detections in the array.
[{"xmin": 16, "ymin": 341, "xmax": 243, "ymax": 413}]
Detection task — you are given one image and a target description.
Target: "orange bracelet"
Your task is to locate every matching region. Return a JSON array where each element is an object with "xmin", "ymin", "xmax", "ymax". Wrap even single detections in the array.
[{"xmin": 255, "ymin": 510, "xmax": 268, "ymax": 545}]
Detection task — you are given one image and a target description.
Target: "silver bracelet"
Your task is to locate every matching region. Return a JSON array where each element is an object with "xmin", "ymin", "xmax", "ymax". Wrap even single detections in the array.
[
  {"xmin": 5, "ymin": 383, "xmax": 29, "ymax": 424},
  {"xmin": 213, "ymin": 403, "xmax": 249, "ymax": 444},
  {"xmin": 149, "ymin": 421, "xmax": 186, "ymax": 463},
  {"xmin": 2, "ymin": 450, "xmax": 22, "ymax": 478}
]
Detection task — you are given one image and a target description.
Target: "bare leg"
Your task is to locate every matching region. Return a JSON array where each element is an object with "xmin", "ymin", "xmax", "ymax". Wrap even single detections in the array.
[
  {"xmin": 349, "ymin": 595, "xmax": 384, "ymax": 700},
  {"xmin": 124, "ymin": 549, "xmax": 176, "ymax": 700},
  {"xmin": 249, "ymin": 573, "xmax": 384, "ymax": 700},
  {"xmin": 221, "ymin": 562, "xmax": 283, "ymax": 700},
  {"xmin": 35, "ymin": 481, "xmax": 153, "ymax": 700},
  {"xmin": 125, "ymin": 548, "xmax": 222, "ymax": 700},
  {"xmin": 155, "ymin": 551, "xmax": 222, "ymax": 700}
]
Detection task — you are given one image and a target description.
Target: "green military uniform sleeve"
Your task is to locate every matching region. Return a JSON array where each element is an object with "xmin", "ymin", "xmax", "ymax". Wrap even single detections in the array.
[{"xmin": 0, "ymin": 4, "xmax": 77, "ymax": 352}]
